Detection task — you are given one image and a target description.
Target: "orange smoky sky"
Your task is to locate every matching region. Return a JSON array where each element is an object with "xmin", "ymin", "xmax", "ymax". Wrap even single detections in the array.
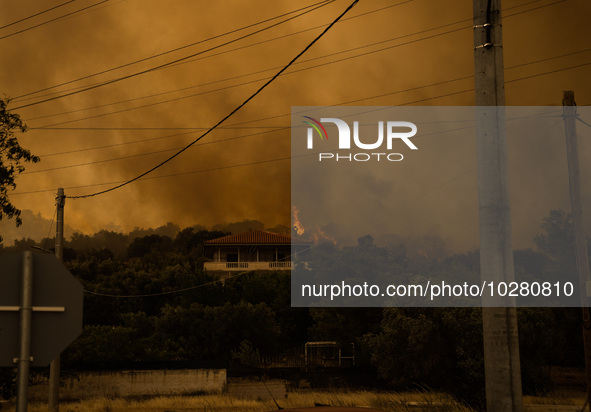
[{"xmin": 1, "ymin": 0, "xmax": 591, "ymax": 250}]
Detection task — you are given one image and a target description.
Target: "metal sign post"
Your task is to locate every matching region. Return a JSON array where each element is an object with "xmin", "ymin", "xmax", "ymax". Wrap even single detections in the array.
[{"xmin": 16, "ymin": 251, "xmax": 33, "ymax": 412}]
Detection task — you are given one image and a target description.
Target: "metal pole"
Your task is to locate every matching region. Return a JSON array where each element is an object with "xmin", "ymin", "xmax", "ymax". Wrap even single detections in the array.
[
  {"xmin": 49, "ymin": 188, "xmax": 65, "ymax": 412},
  {"xmin": 16, "ymin": 251, "xmax": 34, "ymax": 412},
  {"xmin": 562, "ymin": 91, "xmax": 591, "ymax": 411},
  {"xmin": 473, "ymin": 0, "xmax": 523, "ymax": 411}
]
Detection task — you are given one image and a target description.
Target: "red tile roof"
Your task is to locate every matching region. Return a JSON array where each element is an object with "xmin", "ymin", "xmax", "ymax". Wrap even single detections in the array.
[{"xmin": 204, "ymin": 230, "xmax": 311, "ymax": 245}]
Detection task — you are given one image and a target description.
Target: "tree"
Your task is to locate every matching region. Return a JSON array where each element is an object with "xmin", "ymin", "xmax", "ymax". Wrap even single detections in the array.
[{"xmin": 0, "ymin": 98, "xmax": 39, "ymax": 242}]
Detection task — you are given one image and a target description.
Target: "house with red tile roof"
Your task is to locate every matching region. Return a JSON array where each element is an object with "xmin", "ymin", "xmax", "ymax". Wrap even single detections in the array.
[{"xmin": 203, "ymin": 230, "xmax": 311, "ymax": 272}]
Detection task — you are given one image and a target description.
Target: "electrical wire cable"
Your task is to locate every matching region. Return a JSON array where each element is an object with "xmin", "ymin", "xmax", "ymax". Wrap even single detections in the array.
[
  {"xmin": 62, "ymin": 0, "xmax": 360, "ymax": 199},
  {"xmin": 20, "ymin": 127, "xmax": 289, "ymax": 175},
  {"xmin": 25, "ymin": 0, "xmax": 571, "ymax": 130},
  {"xmin": 0, "ymin": 0, "xmax": 111, "ymax": 41},
  {"xmin": 11, "ymin": 0, "xmax": 335, "ymax": 101},
  {"xmin": 10, "ymin": 0, "xmax": 338, "ymax": 111},
  {"xmin": 63, "ymin": 119, "xmax": 565, "ymax": 299},
  {"xmin": 576, "ymin": 116, "xmax": 591, "ymax": 129},
  {"xmin": 21, "ymin": 0, "xmax": 552, "ymax": 106},
  {"xmin": 13, "ymin": 0, "xmax": 412, "ymax": 105},
  {"xmin": 18, "ymin": 76, "xmax": 475, "ymax": 177},
  {"xmin": 16, "ymin": 53, "xmax": 588, "ymax": 177},
  {"xmin": 10, "ymin": 0, "xmax": 555, "ymax": 106},
  {"xmin": 10, "ymin": 106, "xmax": 565, "ymax": 197},
  {"xmin": 26, "ymin": 19, "xmax": 470, "ymax": 126},
  {"xmin": 41, "ymin": 207, "xmax": 57, "ymax": 251},
  {"xmin": 83, "ymin": 270, "xmax": 250, "ymax": 298},
  {"xmin": 0, "ymin": 0, "xmax": 76, "ymax": 31}
]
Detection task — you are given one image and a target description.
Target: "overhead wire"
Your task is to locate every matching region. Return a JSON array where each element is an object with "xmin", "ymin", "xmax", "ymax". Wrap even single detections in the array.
[
  {"xmin": 21, "ymin": 0, "xmax": 551, "ymax": 106},
  {"xmin": 5, "ymin": 0, "xmax": 565, "ymax": 106},
  {"xmin": 17, "ymin": 76, "xmax": 477, "ymax": 177},
  {"xmin": 20, "ymin": 127, "xmax": 289, "ymax": 175},
  {"xmin": 63, "ymin": 0, "xmax": 360, "ymax": 199},
  {"xmin": 45, "ymin": 117, "xmax": 566, "ymax": 299},
  {"xmin": 10, "ymin": 105, "xmax": 567, "ymax": 196},
  {"xmin": 24, "ymin": 0, "xmax": 568, "ymax": 128},
  {"xmin": 8, "ymin": 0, "xmax": 581, "ymax": 298},
  {"xmin": 41, "ymin": 207, "xmax": 57, "ymax": 251},
  {"xmin": 11, "ymin": 0, "xmax": 335, "ymax": 101},
  {"xmin": 8, "ymin": 0, "xmax": 585, "ymax": 192},
  {"xmin": 13, "ymin": 0, "xmax": 412, "ymax": 105},
  {"xmin": 576, "ymin": 116, "xmax": 591, "ymax": 129},
  {"xmin": 15, "ymin": 51, "xmax": 591, "ymax": 177},
  {"xmin": 0, "ymin": 0, "xmax": 111, "ymax": 41},
  {"xmin": 26, "ymin": 16, "xmax": 468, "ymax": 125},
  {"xmin": 10, "ymin": 0, "xmax": 338, "ymax": 111},
  {"xmin": 11, "ymin": 0, "xmax": 556, "ymax": 109},
  {"xmin": 12, "ymin": 153, "xmax": 299, "ymax": 196},
  {"xmin": 0, "ymin": 0, "xmax": 76, "ymax": 31},
  {"xmin": 84, "ymin": 270, "xmax": 250, "ymax": 298}
]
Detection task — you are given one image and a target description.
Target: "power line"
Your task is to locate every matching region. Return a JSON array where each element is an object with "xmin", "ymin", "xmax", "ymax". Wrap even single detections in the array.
[
  {"xmin": 10, "ymin": 0, "xmax": 337, "ymax": 111},
  {"xmin": 13, "ymin": 108, "xmax": 563, "ymax": 198},
  {"xmin": 10, "ymin": 0, "xmax": 551, "ymax": 106},
  {"xmin": 20, "ymin": 127, "xmax": 289, "ymax": 174},
  {"xmin": 32, "ymin": 126, "xmax": 282, "ymax": 131},
  {"xmin": 30, "ymin": 21, "xmax": 471, "ymax": 126},
  {"xmin": 65, "ymin": 0, "xmax": 360, "ymax": 199},
  {"xmin": 12, "ymin": 153, "xmax": 298, "ymax": 196},
  {"xmin": 0, "ymin": 0, "xmax": 76, "ymax": 31},
  {"xmin": 11, "ymin": 104, "xmax": 564, "ymax": 196},
  {"xmin": 13, "ymin": 0, "xmax": 412, "ymax": 105},
  {"xmin": 503, "ymin": 0, "xmax": 565, "ymax": 17},
  {"xmin": 25, "ymin": 0, "xmax": 569, "ymax": 128},
  {"xmin": 12, "ymin": 89, "xmax": 480, "ymax": 192},
  {"xmin": 19, "ymin": 0, "xmax": 549, "ymax": 106},
  {"xmin": 25, "ymin": 79, "xmax": 474, "ymax": 163},
  {"xmin": 505, "ymin": 61, "xmax": 591, "ymax": 84},
  {"xmin": 22, "ymin": 75, "xmax": 474, "ymax": 171},
  {"xmin": 21, "ymin": 50, "xmax": 588, "ymax": 171},
  {"xmin": 34, "ymin": 127, "xmax": 285, "ymax": 157},
  {"xmin": 13, "ymin": 25, "xmax": 588, "ymax": 180},
  {"xmin": 0, "ymin": 0, "xmax": 111, "ymax": 41},
  {"xmin": 144, "ymin": 0, "xmax": 557, "ymax": 75},
  {"xmin": 507, "ymin": 47, "xmax": 591, "ymax": 70},
  {"xmin": 12, "ymin": 0, "xmax": 335, "ymax": 101},
  {"xmin": 84, "ymin": 270, "xmax": 250, "ymax": 298},
  {"xmin": 41, "ymin": 207, "xmax": 57, "ymax": 251},
  {"xmin": 577, "ymin": 116, "xmax": 591, "ymax": 129},
  {"xmin": 26, "ymin": 19, "xmax": 470, "ymax": 126}
]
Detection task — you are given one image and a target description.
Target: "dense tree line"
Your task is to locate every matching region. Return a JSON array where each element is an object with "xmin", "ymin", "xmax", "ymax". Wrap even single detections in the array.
[{"xmin": 0, "ymin": 212, "xmax": 586, "ymax": 406}]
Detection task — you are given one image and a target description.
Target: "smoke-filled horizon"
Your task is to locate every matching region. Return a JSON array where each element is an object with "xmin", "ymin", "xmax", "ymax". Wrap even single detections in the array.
[{"xmin": 2, "ymin": 0, "xmax": 591, "ymax": 252}]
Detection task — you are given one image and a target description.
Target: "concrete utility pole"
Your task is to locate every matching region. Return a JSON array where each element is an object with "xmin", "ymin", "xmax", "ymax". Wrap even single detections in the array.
[
  {"xmin": 562, "ymin": 91, "xmax": 591, "ymax": 411},
  {"xmin": 49, "ymin": 188, "xmax": 65, "ymax": 411},
  {"xmin": 473, "ymin": 1, "xmax": 523, "ymax": 411}
]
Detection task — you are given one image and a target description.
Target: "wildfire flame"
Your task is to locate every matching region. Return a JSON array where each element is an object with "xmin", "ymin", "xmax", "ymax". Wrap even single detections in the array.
[
  {"xmin": 292, "ymin": 205, "xmax": 305, "ymax": 235},
  {"xmin": 292, "ymin": 205, "xmax": 337, "ymax": 245},
  {"xmin": 313, "ymin": 226, "xmax": 337, "ymax": 246}
]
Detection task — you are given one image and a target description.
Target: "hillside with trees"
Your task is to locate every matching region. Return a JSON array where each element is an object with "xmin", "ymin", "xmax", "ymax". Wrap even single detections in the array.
[{"xmin": 0, "ymin": 212, "xmax": 586, "ymax": 406}]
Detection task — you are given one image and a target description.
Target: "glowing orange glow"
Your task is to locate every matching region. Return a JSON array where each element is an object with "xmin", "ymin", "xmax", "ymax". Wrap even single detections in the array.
[
  {"xmin": 292, "ymin": 205, "xmax": 305, "ymax": 235},
  {"xmin": 313, "ymin": 225, "xmax": 337, "ymax": 246}
]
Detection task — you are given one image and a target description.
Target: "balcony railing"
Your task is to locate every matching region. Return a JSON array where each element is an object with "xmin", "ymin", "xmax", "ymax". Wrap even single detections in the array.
[{"xmin": 204, "ymin": 261, "xmax": 292, "ymax": 271}]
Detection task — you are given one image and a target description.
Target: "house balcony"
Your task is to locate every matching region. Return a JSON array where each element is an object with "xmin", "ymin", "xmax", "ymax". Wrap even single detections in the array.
[{"xmin": 204, "ymin": 261, "xmax": 292, "ymax": 271}]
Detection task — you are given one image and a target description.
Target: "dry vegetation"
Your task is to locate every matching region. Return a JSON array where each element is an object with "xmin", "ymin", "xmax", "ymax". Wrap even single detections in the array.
[
  {"xmin": 3, "ymin": 390, "xmax": 472, "ymax": 412},
  {"xmin": 3, "ymin": 389, "xmax": 586, "ymax": 412}
]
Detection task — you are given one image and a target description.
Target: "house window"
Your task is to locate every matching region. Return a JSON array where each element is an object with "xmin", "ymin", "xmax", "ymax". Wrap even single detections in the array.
[{"xmin": 227, "ymin": 253, "xmax": 238, "ymax": 262}]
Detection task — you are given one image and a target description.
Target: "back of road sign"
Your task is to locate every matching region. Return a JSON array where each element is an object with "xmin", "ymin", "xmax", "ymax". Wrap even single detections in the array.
[{"xmin": 0, "ymin": 252, "xmax": 83, "ymax": 366}]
